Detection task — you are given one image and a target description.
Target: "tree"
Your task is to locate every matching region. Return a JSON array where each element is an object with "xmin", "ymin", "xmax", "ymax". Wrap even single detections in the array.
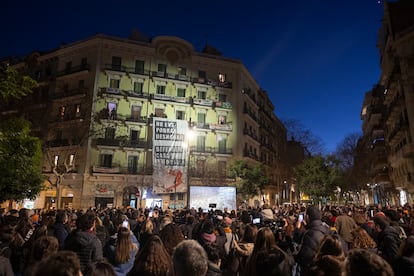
[
  {"xmin": 334, "ymin": 132, "xmax": 363, "ymax": 190},
  {"xmin": 294, "ymin": 155, "xmax": 341, "ymax": 201},
  {"xmin": 282, "ymin": 118, "xmax": 325, "ymax": 155},
  {"xmin": 0, "ymin": 66, "xmax": 37, "ymax": 103},
  {"xmin": 229, "ymin": 159, "xmax": 270, "ymax": 198},
  {"xmin": 0, "ymin": 117, "xmax": 44, "ymax": 204}
]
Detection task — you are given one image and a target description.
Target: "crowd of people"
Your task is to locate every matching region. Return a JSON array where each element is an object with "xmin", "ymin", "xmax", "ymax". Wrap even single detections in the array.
[{"xmin": 0, "ymin": 202, "xmax": 414, "ymax": 276}]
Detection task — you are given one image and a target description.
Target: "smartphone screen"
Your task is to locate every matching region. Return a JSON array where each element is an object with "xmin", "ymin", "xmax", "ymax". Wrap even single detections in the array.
[
  {"xmin": 122, "ymin": 221, "xmax": 129, "ymax": 228},
  {"xmin": 298, "ymin": 214, "xmax": 304, "ymax": 222},
  {"xmin": 253, "ymin": 218, "xmax": 260, "ymax": 224}
]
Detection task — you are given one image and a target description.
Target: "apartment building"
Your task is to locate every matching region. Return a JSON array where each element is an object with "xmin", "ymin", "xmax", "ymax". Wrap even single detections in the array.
[
  {"xmin": 360, "ymin": 0, "xmax": 414, "ymax": 205},
  {"xmin": 1, "ymin": 33, "xmax": 287, "ymax": 210}
]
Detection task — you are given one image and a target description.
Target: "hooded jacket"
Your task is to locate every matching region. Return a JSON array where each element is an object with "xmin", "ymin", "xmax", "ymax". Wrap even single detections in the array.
[{"xmin": 64, "ymin": 230, "xmax": 103, "ymax": 270}]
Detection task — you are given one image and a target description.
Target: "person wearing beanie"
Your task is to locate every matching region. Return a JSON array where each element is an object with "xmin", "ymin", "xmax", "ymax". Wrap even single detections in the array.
[{"xmin": 294, "ymin": 205, "xmax": 331, "ymax": 275}]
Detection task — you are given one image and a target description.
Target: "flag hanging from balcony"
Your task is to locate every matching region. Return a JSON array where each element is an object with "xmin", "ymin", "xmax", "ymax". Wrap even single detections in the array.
[{"xmin": 152, "ymin": 118, "xmax": 189, "ymax": 194}]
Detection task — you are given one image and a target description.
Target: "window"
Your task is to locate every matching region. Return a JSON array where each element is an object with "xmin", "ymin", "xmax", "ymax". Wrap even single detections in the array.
[
  {"xmin": 135, "ymin": 60, "xmax": 144, "ymax": 74},
  {"xmin": 218, "ymin": 161, "xmax": 226, "ymax": 176},
  {"xmin": 156, "ymin": 85, "xmax": 165, "ymax": 94},
  {"xmin": 112, "ymin": 56, "xmax": 122, "ymax": 71},
  {"xmin": 218, "ymin": 138, "xmax": 227, "ymax": 153},
  {"xmin": 133, "ymin": 82, "xmax": 143, "ymax": 93},
  {"xmin": 69, "ymin": 154, "xmax": 75, "ymax": 166},
  {"xmin": 158, "ymin": 63, "xmax": 167, "ymax": 73},
  {"xmin": 218, "ymin": 94, "xmax": 227, "ymax": 102},
  {"xmin": 199, "ymin": 70, "xmax": 206, "ymax": 79},
  {"xmin": 131, "ymin": 106, "xmax": 141, "ymax": 120},
  {"xmin": 177, "ymin": 88, "xmax": 186, "ymax": 97},
  {"xmin": 130, "ymin": 130, "xmax": 140, "ymax": 143},
  {"xmin": 108, "ymin": 103, "xmax": 117, "ymax": 119},
  {"xmin": 218, "ymin": 115, "xmax": 226, "ymax": 124},
  {"xmin": 197, "ymin": 113, "xmax": 206, "ymax": 126},
  {"xmin": 78, "ymin": 79, "xmax": 85, "ymax": 89},
  {"xmin": 101, "ymin": 154, "xmax": 113, "ymax": 167},
  {"xmin": 59, "ymin": 106, "xmax": 65, "ymax": 119},
  {"xmin": 176, "ymin": 110, "xmax": 185, "ymax": 120},
  {"xmin": 75, "ymin": 104, "xmax": 81, "ymax": 117},
  {"xmin": 197, "ymin": 90, "xmax": 206, "ymax": 99},
  {"xmin": 81, "ymin": 57, "xmax": 88, "ymax": 69},
  {"xmin": 105, "ymin": 127, "xmax": 115, "ymax": 139},
  {"xmin": 155, "ymin": 108, "xmax": 165, "ymax": 117},
  {"xmin": 53, "ymin": 155, "xmax": 59, "ymax": 166},
  {"xmin": 65, "ymin": 62, "xmax": 72, "ymax": 74},
  {"xmin": 218, "ymin": 73, "xmax": 226, "ymax": 83},
  {"xmin": 110, "ymin": 79, "xmax": 120, "ymax": 88},
  {"xmin": 170, "ymin": 194, "xmax": 175, "ymax": 200},
  {"xmin": 196, "ymin": 136, "xmax": 205, "ymax": 151},
  {"xmin": 178, "ymin": 67, "xmax": 186, "ymax": 76},
  {"xmin": 178, "ymin": 193, "xmax": 184, "ymax": 200},
  {"xmin": 128, "ymin": 155, "xmax": 138, "ymax": 174}
]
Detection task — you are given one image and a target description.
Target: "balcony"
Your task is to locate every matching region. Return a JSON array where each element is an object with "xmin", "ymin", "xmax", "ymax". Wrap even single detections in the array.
[
  {"xmin": 56, "ymin": 64, "xmax": 90, "ymax": 78},
  {"xmin": 125, "ymin": 91, "xmax": 150, "ymax": 99},
  {"xmin": 190, "ymin": 146, "xmax": 232, "ymax": 155},
  {"xmin": 123, "ymin": 139, "xmax": 147, "ymax": 149},
  {"xmin": 52, "ymin": 87, "xmax": 88, "ymax": 101},
  {"xmin": 92, "ymin": 165, "xmax": 153, "ymax": 175},
  {"xmin": 209, "ymin": 123, "xmax": 232, "ymax": 132},
  {"xmin": 214, "ymin": 101, "xmax": 232, "ymax": 109},
  {"xmin": 152, "ymin": 93, "xmax": 191, "ymax": 104},
  {"xmin": 92, "ymin": 165, "xmax": 120, "ymax": 173},
  {"xmin": 243, "ymin": 149, "xmax": 259, "ymax": 161},
  {"xmin": 95, "ymin": 138, "xmax": 120, "ymax": 147},
  {"xmin": 125, "ymin": 116, "xmax": 148, "ymax": 125}
]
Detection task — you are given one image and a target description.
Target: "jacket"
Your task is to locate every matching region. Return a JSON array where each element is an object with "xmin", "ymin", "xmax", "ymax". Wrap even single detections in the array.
[
  {"xmin": 377, "ymin": 225, "xmax": 401, "ymax": 264},
  {"xmin": 64, "ymin": 230, "xmax": 103, "ymax": 270},
  {"xmin": 294, "ymin": 219, "xmax": 331, "ymax": 269}
]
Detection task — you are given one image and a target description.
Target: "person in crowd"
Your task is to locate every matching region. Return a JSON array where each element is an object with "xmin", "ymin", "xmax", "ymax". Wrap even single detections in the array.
[
  {"xmin": 53, "ymin": 210, "xmax": 69, "ymax": 250},
  {"xmin": 373, "ymin": 215, "xmax": 401, "ymax": 264},
  {"xmin": 64, "ymin": 211, "xmax": 104, "ymax": 271},
  {"xmin": 159, "ymin": 223, "xmax": 184, "ymax": 256},
  {"xmin": 83, "ymin": 260, "xmax": 117, "ymax": 276},
  {"xmin": 24, "ymin": 235, "xmax": 59, "ymax": 275},
  {"xmin": 245, "ymin": 227, "xmax": 293, "ymax": 276},
  {"xmin": 203, "ymin": 243, "xmax": 222, "ymax": 276},
  {"xmin": 232, "ymin": 224, "xmax": 257, "ymax": 275},
  {"xmin": 171, "ymin": 239, "xmax": 208, "ymax": 276},
  {"xmin": 344, "ymin": 248, "xmax": 394, "ymax": 276},
  {"xmin": 94, "ymin": 215, "xmax": 109, "ymax": 248},
  {"xmin": 132, "ymin": 212, "xmax": 146, "ymax": 241},
  {"xmin": 104, "ymin": 226, "xmax": 138, "ymax": 276},
  {"xmin": 307, "ymin": 234, "xmax": 345, "ymax": 276},
  {"xmin": 127, "ymin": 235, "xmax": 171, "ymax": 276},
  {"xmin": 260, "ymin": 204, "xmax": 274, "ymax": 221},
  {"xmin": 138, "ymin": 217, "xmax": 154, "ymax": 250},
  {"xmin": 179, "ymin": 215, "xmax": 196, "ymax": 239},
  {"xmin": 334, "ymin": 206, "xmax": 358, "ymax": 248},
  {"xmin": 353, "ymin": 210, "xmax": 374, "ymax": 238},
  {"xmin": 33, "ymin": 250, "xmax": 82, "ymax": 276},
  {"xmin": 350, "ymin": 226, "xmax": 377, "ymax": 252},
  {"xmin": 0, "ymin": 256, "xmax": 13, "ymax": 276},
  {"xmin": 294, "ymin": 205, "xmax": 332, "ymax": 274},
  {"xmin": 392, "ymin": 235, "xmax": 414, "ymax": 275}
]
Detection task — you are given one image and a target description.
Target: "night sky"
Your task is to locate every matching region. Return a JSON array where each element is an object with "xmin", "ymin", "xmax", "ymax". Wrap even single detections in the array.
[{"xmin": 1, "ymin": 0, "xmax": 385, "ymax": 153}]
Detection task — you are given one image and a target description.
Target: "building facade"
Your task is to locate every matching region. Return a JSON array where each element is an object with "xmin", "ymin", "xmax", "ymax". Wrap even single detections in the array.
[
  {"xmin": 360, "ymin": 0, "xmax": 414, "ymax": 205},
  {"xmin": 1, "ymin": 33, "xmax": 287, "ymax": 210}
]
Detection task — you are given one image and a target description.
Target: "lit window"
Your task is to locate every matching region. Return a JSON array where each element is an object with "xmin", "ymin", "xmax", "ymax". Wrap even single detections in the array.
[
  {"xmin": 218, "ymin": 73, "xmax": 226, "ymax": 83},
  {"xmin": 110, "ymin": 79, "xmax": 120, "ymax": 88},
  {"xmin": 54, "ymin": 155, "xmax": 59, "ymax": 166},
  {"xmin": 69, "ymin": 154, "xmax": 75, "ymax": 166},
  {"xmin": 75, "ymin": 104, "xmax": 81, "ymax": 117},
  {"xmin": 178, "ymin": 67, "xmax": 186, "ymax": 75},
  {"xmin": 59, "ymin": 106, "xmax": 65, "ymax": 118}
]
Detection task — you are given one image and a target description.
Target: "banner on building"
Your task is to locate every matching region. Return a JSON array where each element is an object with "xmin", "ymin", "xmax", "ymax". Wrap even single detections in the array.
[{"xmin": 152, "ymin": 118, "xmax": 189, "ymax": 194}]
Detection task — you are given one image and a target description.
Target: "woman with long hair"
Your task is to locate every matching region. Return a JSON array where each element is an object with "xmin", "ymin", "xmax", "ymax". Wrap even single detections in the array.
[
  {"xmin": 233, "ymin": 224, "xmax": 257, "ymax": 275},
  {"xmin": 104, "ymin": 227, "xmax": 138, "ymax": 276},
  {"xmin": 308, "ymin": 234, "xmax": 346, "ymax": 276},
  {"xmin": 244, "ymin": 227, "xmax": 293, "ymax": 276},
  {"xmin": 159, "ymin": 223, "xmax": 184, "ymax": 256},
  {"xmin": 127, "ymin": 235, "xmax": 171, "ymax": 276},
  {"xmin": 350, "ymin": 227, "xmax": 377, "ymax": 252}
]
